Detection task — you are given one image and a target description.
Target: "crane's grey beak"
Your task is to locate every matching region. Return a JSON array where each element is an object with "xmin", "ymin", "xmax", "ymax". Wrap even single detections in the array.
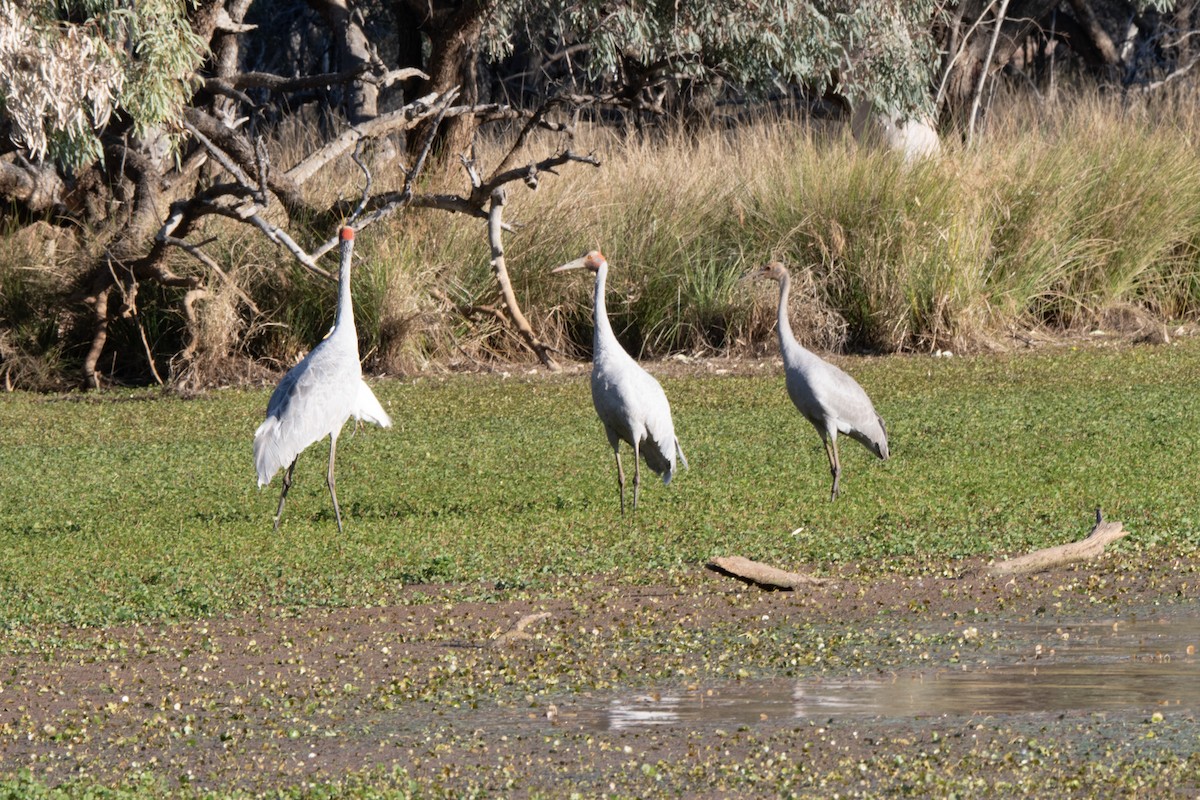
[
  {"xmin": 738, "ymin": 268, "xmax": 761, "ymax": 283},
  {"xmin": 552, "ymin": 257, "xmax": 588, "ymax": 274}
]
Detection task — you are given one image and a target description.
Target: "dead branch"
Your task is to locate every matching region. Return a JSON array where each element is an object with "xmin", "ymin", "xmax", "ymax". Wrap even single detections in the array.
[
  {"xmin": 159, "ymin": 235, "xmax": 260, "ymax": 315},
  {"xmin": 73, "ymin": 79, "xmax": 599, "ymax": 387},
  {"xmin": 183, "ymin": 107, "xmax": 311, "ymax": 215},
  {"xmin": 1135, "ymin": 53, "xmax": 1200, "ymax": 93},
  {"xmin": 285, "ymin": 90, "xmax": 446, "ymax": 186},
  {"xmin": 244, "ymin": 214, "xmax": 334, "ymax": 280},
  {"xmin": 706, "ymin": 556, "xmax": 832, "ymax": 591},
  {"xmin": 492, "ymin": 611, "xmax": 552, "ymax": 645},
  {"xmin": 486, "ymin": 189, "xmax": 559, "ymax": 370},
  {"xmin": 81, "ymin": 285, "xmax": 112, "ymax": 389},
  {"xmin": 205, "ymin": 65, "xmax": 427, "ymax": 96},
  {"xmin": 981, "ymin": 509, "xmax": 1130, "ymax": 576},
  {"xmin": 429, "ymin": 285, "xmax": 510, "ymax": 326},
  {"xmin": 179, "ymin": 288, "xmax": 210, "ymax": 363},
  {"xmin": 310, "ymin": 90, "xmax": 459, "ymax": 262},
  {"xmin": 183, "ymin": 119, "xmax": 260, "ymax": 200},
  {"xmin": 136, "ymin": 316, "xmax": 164, "ymax": 385},
  {"xmin": 470, "ymin": 148, "xmax": 600, "ymax": 209},
  {"xmin": 487, "ymin": 100, "xmax": 566, "ymax": 181}
]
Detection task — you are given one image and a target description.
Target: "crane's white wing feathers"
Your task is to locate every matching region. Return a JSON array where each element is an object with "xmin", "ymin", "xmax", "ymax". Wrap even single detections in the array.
[
  {"xmin": 783, "ymin": 345, "xmax": 888, "ymax": 458},
  {"xmin": 254, "ymin": 339, "xmax": 364, "ymax": 487},
  {"xmin": 591, "ymin": 351, "xmax": 684, "ymax": 484},
  {"xmin": 352, "ymin": 380, "xmax": 392, "ymax": 427}
]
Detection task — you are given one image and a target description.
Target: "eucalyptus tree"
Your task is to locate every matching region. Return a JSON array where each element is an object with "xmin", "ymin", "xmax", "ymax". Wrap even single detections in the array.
[
  {"xmin": 0, "ymin": 0, "xmax": 594, "ymax": 389},
  {"xmin": 474, "ymin": 1, "xmax": 941, "ymax": 134},
  {"xmin": 0, "ymin": 0, "xmax": 207, "ymax": 212}
]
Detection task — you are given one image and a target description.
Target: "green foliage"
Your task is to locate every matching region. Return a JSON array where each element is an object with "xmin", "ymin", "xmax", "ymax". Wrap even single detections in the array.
[
  {"xmin": 483, "ymin": 0, "xmax": 939, "ymax": 115},
  {"xmin": 0, "ymin": 0, "xmax": 205, "ymax": 166},
  {"xmin": 0, "ymin": 341, "xmax": 1197, "ymax": 627}
]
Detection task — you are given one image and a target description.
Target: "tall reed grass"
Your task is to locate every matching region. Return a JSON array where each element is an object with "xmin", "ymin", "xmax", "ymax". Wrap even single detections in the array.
[
  {"xmin": 377, "ymin": 89, "xmax": 1200, "ymax": 365},
  {"xmin": 4, "ymin": 89, "xmax": 1200, "ymax": 388}
]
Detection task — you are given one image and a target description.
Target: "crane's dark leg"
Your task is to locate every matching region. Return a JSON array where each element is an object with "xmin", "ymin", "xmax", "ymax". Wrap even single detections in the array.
[
  {"xmin": 327, "ymin": 434, "xmax": 344, "ymax": 533},
  {"xmin": 825, "ymin": 435, "xmax": 842, "ymax": 502},
  {"xmin": 273, "ymin": 458, "xmax": 298, "ymax": 530},
  {"xmin": 632, "ymin": 440, "xmax": 642, "ymax": 511},
  {"xmin": 613, "ymin": 447, "xmax": 626, "ymax": 514}
]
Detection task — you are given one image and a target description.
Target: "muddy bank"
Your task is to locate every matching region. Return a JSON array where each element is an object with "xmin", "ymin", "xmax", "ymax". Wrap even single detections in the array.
[{"xmin": 0, "ymin": 554, "xmax": 1198, "ymax": 795}]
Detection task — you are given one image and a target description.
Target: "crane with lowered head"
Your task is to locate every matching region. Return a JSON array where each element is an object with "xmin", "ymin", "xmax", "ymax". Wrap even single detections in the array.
[
  {"xmin": 554, "ymin": 250, "xmax": 688, "ymax": 513},
  {"xmin": 744, "ymin": 260, "xmax": 888, "ymax": 501},
  {"xmin": 253, "ymin": 226, "xmax": 392, "ymax": 532}
]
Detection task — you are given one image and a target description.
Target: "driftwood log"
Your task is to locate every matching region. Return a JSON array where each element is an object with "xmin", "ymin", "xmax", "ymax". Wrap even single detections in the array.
[
  {"xmin": 492, "ymin": 611, "xmax": 552, "ymax": 645},
  {"xmin": 982, "ymin": 509, "xmax": 1129, "ymax": 577},
  {"xmin": 706, "ymin": 556, "xmax": 830, "ymax": 591}
]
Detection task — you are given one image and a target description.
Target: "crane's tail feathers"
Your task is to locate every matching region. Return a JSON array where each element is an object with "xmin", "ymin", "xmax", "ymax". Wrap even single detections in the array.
[
  {"xmin": 354, "ymin": 381, "xmax": 393, "ymax": 428},
  {"xmin": 253, "ymin": 417, "xmax": 291, "ymax": 488}
]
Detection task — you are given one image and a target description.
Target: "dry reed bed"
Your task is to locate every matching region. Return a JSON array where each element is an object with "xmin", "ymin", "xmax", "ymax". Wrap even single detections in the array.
[{"xmin": 2, "ymin": 92, "xmax": 1200, "ymax": 387}]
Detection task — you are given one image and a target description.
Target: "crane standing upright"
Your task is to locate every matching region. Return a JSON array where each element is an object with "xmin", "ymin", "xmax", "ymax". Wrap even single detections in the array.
[
  {"xmin": 254, "ymin": 226, "xmax": 392, "ymax": 531},
  {"xmin": 554, "ymin": 250, "xmax": 688, "ymax": 513},
  {"xmin": 745, "ymin": 261, "xmax": 888, "ymax": 500}
]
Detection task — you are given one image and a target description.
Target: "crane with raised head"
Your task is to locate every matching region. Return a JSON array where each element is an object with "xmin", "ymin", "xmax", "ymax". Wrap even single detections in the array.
[
  {"xmin": 744, "ymin": 261, "xmax": 888, "ymax": 501},
  {"xmin": 554, "ymin": 250, "xmax": 687, "ymax": 513},
  {"xmin": 253, "ymin": 226, "xmax": 392, "ymax": 531}
]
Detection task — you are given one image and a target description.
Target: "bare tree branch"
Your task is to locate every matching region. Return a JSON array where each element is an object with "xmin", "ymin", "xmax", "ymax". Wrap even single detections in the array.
[
  {"xmin": 1134, "ymin": 53, "xmax": 1200, "ymax": 93},
  {"xmin": 183, "ymin": 107, "xmax": 311, "ymax": 215},
  {"xmin": 205, "ymin": 66, "xmax": 429, "ymax": 101},
  {"xmin": 968, "ymin": 0, "xmax": 1012, "ymax": 145},
  {"xmin": 159, "ymin": 235, "xmax": 261, "ymax": 315},
  {"xmin": 285, "ymin": 91, "xmax": 443, "ymax": 185},
  {"xmin": 979, "ymin": 509, "xmax": 1130, "ymax": 576},
  {"xmin": 485, "ymin": 189, "xmax": 559, "ymax": 371}
]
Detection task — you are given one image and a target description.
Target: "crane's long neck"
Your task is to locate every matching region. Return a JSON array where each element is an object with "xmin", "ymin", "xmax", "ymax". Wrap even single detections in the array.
[
  {"xmin": 333, "ymin": 254, "xmax": 356, "ymax": 338},
  {"xmin": 776, "ymin": 270, "xmax": 799, "ymax": 352},
  {"xmin": 592, "ymin": 261, "xmax": 618, "ymax": 354}
]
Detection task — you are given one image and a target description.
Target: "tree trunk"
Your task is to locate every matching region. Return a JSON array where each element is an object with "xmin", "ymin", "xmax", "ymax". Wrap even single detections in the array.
[
  {"xmin": 1066, "ymin": 0, "xmax": 1121, "ymax": 67},
  {"xmin": 307, "ymin": 0, "xmax": 379, "ymax": 124},
  {"xmin": 406, "ymin": 0, "xmax": 488, "ymax": 161},
  {"xmin": 938, "ymin": 0, "xmax": 1058, "ymax": 128},
  {"xmin": 0, "ymin": 157, "xmax": 64, "ymax": 213},
  {"xmin": 210, "ymin": 0, "xmax": 255, "ymax": 124}
]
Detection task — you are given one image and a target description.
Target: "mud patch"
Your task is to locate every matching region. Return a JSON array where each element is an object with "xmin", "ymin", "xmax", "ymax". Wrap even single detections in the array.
[{"xmin": 0, "ymin": 559, "xmax": 1198, "ymax": 795}]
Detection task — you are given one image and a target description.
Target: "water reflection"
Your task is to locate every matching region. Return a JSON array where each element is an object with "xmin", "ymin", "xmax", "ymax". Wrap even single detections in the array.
[{"xmin": 600, "ymin": 613, "xmax": 1200, "ymax": 729}]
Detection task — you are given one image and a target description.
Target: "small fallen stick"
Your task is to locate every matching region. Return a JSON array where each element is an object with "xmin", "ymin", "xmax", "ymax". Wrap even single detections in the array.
[
  {"xmin": 706, "ymin": 556, "xmax": 831, "ymax": 591},
  {"xmin": 492, "ymin": 611, "xmax": 552, "ymax": 645},
  {"xmin": 983, "ymin": 508, "xmax": 1130, "ymax": 577}
]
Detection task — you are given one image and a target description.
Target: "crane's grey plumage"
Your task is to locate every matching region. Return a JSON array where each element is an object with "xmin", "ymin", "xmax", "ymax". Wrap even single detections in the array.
[
  {"xmin": 554, "ymin": 250, "xmax": 687, "ymax": 513},
  {"xmin": 746, "ymin": 261, "xmax": 888, "ymax": 500},
  {"xmin": 254, "ymin": 226, "xmax": 392, "ymax": 531}
]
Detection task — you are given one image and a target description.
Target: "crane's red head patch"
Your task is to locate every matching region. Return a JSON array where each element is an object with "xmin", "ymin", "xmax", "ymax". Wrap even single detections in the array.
[{"xmin": 340, "ymin": 227, "xmax": 355, "ymax": 241}]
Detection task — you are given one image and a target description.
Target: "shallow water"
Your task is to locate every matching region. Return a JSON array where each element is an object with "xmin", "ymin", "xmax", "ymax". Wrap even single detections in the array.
[{"xmin": 590, "ymin": 611, "xmax": 1200, "ymax": 729}]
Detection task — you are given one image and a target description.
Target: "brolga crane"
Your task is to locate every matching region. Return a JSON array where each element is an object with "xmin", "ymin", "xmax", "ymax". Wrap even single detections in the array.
[
  {"xmin": 744, "ymin": 261, "xmax": 888, "ymax": 501},
  {"xmin": 554, "ymin": 250, "xmax": 688, "ymax": 513},
  {"xmin": 253, "ymin": 226, "xmax": 392, "ymax": 532}
]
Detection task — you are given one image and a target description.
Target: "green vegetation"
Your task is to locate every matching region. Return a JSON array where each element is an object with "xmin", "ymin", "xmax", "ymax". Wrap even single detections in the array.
[{"xmin": 0, "ymin": 339, "xmax": 1197, "ymax": 628}]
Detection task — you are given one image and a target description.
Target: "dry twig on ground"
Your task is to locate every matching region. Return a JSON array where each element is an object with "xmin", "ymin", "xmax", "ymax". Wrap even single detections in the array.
[
  {"xmin": 706, "ymin": 556, "xmax": 831, "ymax": 591},
  {"xmin": 980, "ymin": 508, "xmax": 1130, "ymax": 576}
]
